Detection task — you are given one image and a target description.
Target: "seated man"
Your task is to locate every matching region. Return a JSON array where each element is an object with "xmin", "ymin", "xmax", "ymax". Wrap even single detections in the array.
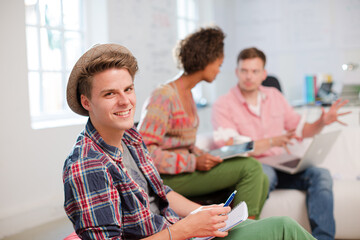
[
  {"xmin": 211, "ymin": 47, "xmax": 350, "ymax": 240},
  {"xmin": 63, "ymin": 43, "xmax": 316, "ymax": 239}
]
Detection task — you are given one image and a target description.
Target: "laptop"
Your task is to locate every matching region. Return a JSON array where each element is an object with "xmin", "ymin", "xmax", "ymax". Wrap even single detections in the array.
[
  {"xmin": 258, "ymin": 130, "xmax": 341, "ymax": 174},
  {"xmin": 208, "ymin": 141, "xmax": 254, "ymax": 160}
]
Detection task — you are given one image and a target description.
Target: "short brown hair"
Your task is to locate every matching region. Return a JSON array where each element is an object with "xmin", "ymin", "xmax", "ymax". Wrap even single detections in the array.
[
  {"xmin": 77, "ymin": 51, "xmax": 138, "ymax": 101},
  {"xmin": 237, "ymin": 47, "xmax": 266, "ymax": 67},
  {"xmin": 174, "ymin": 26, "xmax": 225, "ymax": 74}
]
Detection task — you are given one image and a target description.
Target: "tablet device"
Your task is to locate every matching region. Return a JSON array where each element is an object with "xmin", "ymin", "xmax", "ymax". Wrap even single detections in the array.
[{"xmin": 208, "ymin": 141, "xmax": 254, "ymax": 160}]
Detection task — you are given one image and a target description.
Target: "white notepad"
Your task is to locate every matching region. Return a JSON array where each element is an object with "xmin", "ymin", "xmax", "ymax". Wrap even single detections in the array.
[{"xmin": 193, "ymin": 201, "xmax": 248, "ymax": 240}]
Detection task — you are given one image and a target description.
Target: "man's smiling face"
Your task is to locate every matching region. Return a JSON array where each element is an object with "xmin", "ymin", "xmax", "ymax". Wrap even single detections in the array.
[{"xmin": 81, "ymin": 68, "xmax": 136, "ymax": 138}]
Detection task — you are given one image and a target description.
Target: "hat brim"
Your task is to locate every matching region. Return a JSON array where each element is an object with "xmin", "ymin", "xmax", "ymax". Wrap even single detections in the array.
[{"xmin": 66, "ymin": 43, "xmax": 133, "ymax": 116}]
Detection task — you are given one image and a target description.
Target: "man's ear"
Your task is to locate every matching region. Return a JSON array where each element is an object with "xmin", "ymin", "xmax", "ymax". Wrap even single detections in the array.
[
  {"xmin": 235, "ymin": 67, "xmax": 240, "ymax": 78},
  {"xmin": 80, "ymin": 95, "xmax": 91, "ymax": 111},
  {"xmin": 261, "ymin": 69, "xmax": 268, "ymax": 82}
]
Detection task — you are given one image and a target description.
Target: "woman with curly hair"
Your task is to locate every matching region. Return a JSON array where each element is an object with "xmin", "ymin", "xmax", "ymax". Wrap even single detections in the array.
[{"xmin": 138, "ymin": 26, "xmax": 268, "ymax": 220}]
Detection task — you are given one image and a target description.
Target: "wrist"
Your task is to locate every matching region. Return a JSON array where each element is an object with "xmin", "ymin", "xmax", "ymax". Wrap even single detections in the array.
[{"xmin": 170, "ymin": 221, "xmax": 191, "ymax": 240}]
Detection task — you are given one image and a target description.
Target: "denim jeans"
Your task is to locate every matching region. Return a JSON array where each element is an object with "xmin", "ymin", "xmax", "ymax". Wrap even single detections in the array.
[{"xmin": 262, "ymin": 164, "xmax": 335, "ymax": 240}]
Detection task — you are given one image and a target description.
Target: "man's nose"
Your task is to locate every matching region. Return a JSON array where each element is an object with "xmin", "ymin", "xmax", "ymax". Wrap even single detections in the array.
[
  {"xmin": 245, "ymin": 72, "xmax": 253, "ymax": 79},
  {"xmin": 117, "ymin": 93, "xmax": 130, "ymax": 105}
]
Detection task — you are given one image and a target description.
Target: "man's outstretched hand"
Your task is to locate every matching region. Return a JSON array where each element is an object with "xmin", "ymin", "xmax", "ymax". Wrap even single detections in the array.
[{"xmin": 319, "ymin": 99, "xmax": 351, "ymax": 126}]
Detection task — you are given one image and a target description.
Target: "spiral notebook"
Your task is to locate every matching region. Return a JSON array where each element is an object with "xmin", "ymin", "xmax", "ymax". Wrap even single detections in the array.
[{"xmin": 193, "ymin": 201, "xmax": 248, "ymax": 240}]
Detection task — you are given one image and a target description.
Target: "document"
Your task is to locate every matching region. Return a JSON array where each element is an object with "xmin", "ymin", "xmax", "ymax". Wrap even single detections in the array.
[{"xmin": 193, "ymin": 201, "xmax": 248, "ymax": 240}]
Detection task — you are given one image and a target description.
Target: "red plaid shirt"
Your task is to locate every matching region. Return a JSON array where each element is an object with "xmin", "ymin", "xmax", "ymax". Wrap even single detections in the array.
[{"xmin": 63, "ymin": 120, "xmax": 180, "ymax": 239}]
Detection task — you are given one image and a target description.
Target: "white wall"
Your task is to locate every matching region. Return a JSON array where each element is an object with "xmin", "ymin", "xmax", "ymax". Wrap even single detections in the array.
[{"xmin": 0, "ymin": 1, "xmax": 85, "ymax": 238}]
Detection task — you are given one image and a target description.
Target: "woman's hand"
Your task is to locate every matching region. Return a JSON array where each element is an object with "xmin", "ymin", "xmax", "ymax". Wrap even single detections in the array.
[{"xmin": 196, "ymin": 153, "xmax": 223, "ymax": 171}]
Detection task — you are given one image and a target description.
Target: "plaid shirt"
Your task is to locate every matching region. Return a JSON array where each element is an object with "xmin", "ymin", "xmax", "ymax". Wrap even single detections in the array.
[{"xmin": 63, "ymin": 120, "xmax": 180, "ymax": 239}]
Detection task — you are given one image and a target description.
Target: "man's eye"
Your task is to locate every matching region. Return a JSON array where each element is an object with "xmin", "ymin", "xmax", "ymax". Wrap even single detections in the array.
[
  {"xmin": 105, "ymin": 92, "xmax": 114, "ymax": 96},
  {"xmin": 125, "ymin": 87, "xmax": 134, "ymax": 92}
]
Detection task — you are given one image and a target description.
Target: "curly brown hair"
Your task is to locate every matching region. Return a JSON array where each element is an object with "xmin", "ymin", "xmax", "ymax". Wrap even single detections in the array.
[
  {"xmin": 77, "ymin": 51, "xmax": 138, "ymax": 101},
  {"xmin": 237, "ymin": 47, "xmax": 266, "ymax": 67},
  {"xmin": 174, "ymin": 26, "xmax": 225, "ymax": 74}
]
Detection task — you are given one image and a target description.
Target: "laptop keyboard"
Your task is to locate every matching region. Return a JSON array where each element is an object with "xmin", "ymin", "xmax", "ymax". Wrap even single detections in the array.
[{"xmin": 280, "ymin": 158, "xmax": 301, "ymax": 168}]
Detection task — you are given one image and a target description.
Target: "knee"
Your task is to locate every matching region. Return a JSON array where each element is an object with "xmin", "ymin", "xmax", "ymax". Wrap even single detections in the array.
[
  {"xmin": 307, "ymin": 167, "xmax": 333, "ymax": 189},
  {"xmin": 272, "ymin": 216, "xmax": 299, "ymax": 228},
  {"xmin": 241, "ymin": 157, "xmax": 263, "ymax": 173},
  {"xmin": 279, "ymin": 216, "xmax": 297, "ymax": 225}
]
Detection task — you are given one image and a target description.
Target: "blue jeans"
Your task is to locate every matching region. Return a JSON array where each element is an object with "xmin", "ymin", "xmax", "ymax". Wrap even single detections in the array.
[{"xmin": 262, "ymin": 164, "xmax": 335, "ymax": 240}]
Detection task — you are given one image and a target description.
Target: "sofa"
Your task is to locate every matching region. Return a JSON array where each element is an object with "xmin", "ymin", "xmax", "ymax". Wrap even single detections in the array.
[{"xmin": 195, "ymin": 125, "xmax": 360, "ymax": 239}]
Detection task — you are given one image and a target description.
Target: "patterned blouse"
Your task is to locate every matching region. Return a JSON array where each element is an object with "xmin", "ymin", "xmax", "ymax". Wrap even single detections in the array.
[{"xmin": 138, "ymin": 83, "xmax": 202, "ymax": 175}]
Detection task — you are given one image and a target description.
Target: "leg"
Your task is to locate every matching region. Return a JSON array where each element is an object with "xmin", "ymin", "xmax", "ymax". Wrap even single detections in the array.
[
  {"xmin": 217, "ymin": 216, "xmax": 316, "ymax": 240},
  {"xmin": 261, "ymin": 164, "xmax": 278, "ymax": 193},
  {"xmin": 276, "ymin": 167, "xmax": 335, "ymax": 240},
  {"xmin": 161, "ymin": 157, "xmax": 268, "ymax": 218}
]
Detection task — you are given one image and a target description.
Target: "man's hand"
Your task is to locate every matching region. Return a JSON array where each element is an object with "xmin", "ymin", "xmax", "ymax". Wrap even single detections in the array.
[
  {"xmin": 270, "ymin": 129, "xmax": 300, "ymax": 154},
  {"xmin": 302, "ymin": 99, "xmax": 351, "ymax": 138},
  {"xmin": 319, "ymin": 98, "xmax": 351, "ymax": 126},
  {"xmin": 196, "ymin": 153, "xmax": 223, "ymax": 171},
  {"xmin": 172, "ymin": 205, "xmax": 231, "ymax": 239}
]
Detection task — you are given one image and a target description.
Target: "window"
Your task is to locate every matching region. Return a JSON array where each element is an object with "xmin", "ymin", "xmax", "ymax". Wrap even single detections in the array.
[
  {"xmin": 177, "ymin": 0, "xmax": 198, "ymax": 40},
  {"xmin": 177, "ymin": 0, "xmax": 207, "ymax": 107},
  {"xmin": 24, "ymin": 0, "xmax": 85, "ymax": 128}
]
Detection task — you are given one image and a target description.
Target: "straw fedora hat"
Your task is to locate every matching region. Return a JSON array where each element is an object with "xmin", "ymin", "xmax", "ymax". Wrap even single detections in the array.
[{"xmin": 66, "ymin": 43, "xmax": 134, "ymax": 116}]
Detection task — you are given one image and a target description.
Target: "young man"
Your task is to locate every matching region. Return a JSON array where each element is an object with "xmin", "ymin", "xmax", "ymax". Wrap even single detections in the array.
[
  {"xmin": 63, "ymin": 44, "xmax": 316, "ymax": 239},
  {"xmin": 211, "ymin": 47, "xmax": 350, "ymax": 240}
]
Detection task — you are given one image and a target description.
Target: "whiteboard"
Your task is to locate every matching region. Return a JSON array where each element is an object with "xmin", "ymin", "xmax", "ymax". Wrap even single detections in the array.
[{"xmin": 107, "ymin": 0, "xmax": 179, "ymax": 121}]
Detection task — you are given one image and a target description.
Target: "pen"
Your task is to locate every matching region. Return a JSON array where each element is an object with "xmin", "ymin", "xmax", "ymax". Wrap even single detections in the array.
[{"xmin": 224, "ymin": 190, "xmax": 237, "ymax": 207}]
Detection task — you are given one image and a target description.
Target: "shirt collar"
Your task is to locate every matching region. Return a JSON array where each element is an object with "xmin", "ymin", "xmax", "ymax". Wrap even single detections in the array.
[
  {"xmin": 235, "ymin": 85, "xmax": 268, "ymax": 104},
  {"xmin": 84, "ymin": 119, "xmax": 143, "ymax": 160}
]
